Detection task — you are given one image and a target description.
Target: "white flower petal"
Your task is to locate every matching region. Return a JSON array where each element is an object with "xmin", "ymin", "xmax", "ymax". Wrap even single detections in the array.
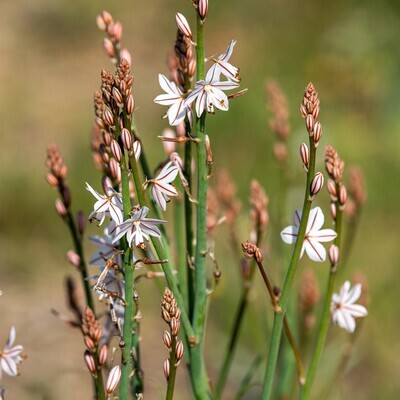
[
  {"xmin": 304, "ymin": 238, "xmax": 327, "ymax": 262},
  {"xmin": 280, "ymin": 225, "xmax": 299, "ymax": 244},
  {"xmin": 308, "ymin": 228, "xmax": 337, "ymax": 243},
  {"xmin": 196, "ymin": 90, "xmax": 207, "ymax": 117},
  {"xmin": 306, "ymin": 206, "xmax": 324, "ymax": 233},
  {"xmin": 342, "ymin": 304, "xmax": 368, "ymax": 318},
  {"xmin": 344, "ymin": 283, "xmax": 362, "ymax": 304},
  {"xmin": 152, "ymin": 185, "xmax": 167, "ymax": 211},
  {"xmin": 1, "ymin": 357, "xmax": 17, "ymax": 377}
]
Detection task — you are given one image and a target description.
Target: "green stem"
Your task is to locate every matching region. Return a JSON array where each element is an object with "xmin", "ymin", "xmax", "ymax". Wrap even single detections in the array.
[
  {"xmin": 165, "ymin": 336, "xmax": 178, "ymax": 400},
  {"xmin": 300, "ymin": 204, "xmax": 343, "ymax": 399},
  {"xmin": 234, "ymin": 354, "xmax": 265, "ymax": 400},
  {"xmin": 260, "ymin": 136, "xmax": 317, "ymax": 400}
]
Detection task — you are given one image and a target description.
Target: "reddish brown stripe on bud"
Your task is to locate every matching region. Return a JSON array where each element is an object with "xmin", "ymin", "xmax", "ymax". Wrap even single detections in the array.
[
  {"xmin": 310, "ymin": 172, "xmax": 324, "ymax": 197},
  {"xmin": 175, "ymin": 340, "xmax": 184, "ymax": 362},
  {"xmin": 109, "ymin": 158, "xmax": 121, "ymax": 182},
  {"xmin": 327, "ymin": 179, "xmax": 337, "ymax": 198},
  {"xmin": 103, "ymin": 107, "xmax": 115, "ymax": 126},
  {"xmin": 313, "ymin": 121, "xmax": 322, "ymax": 145},
  {"xmin": 98, "ymin": 344, "xmax": 108, "ymax": 366},
  {"xmin": 84, "ymin": 350, "xmax": 96, "ymax": 373},
  {"xmin": 163, "ymin": 359, "xmax": 170, "ymax": 381},
  {"xmin": 121, "ymin": 128, "xmax": 133, "ymax": 150},
  {"xmin": 106, "ymin": 365, "xmax": 121, "ymax": 394},
  {"xmin": 198, "ymin": 0, "xmax": 209, "ymax": 19},
  {"xmin": 111, "ymin": 139, "xmax": 122, "ymax": 163},
  {"xmin": 162, "ymin": 331, "xmax": 172, "ymax": 349},
  {"xmin": 306, "ymin": 114, "xmax": 314, "ymax": 134},
  {"xmin": 300, "ymin": 143, "xmax": 309, "ymax": 169},
  {"xmin": 84, "ymin": 335, "xmax": 95, "ymax": 351},
  {"xmin": 126, "ymin": 94, "xmax": 135, "ymax": 115},
  {"xmin": 175, "ymin": 13, "xmax": 192, "ymax": 38},
  {"xmin": 112, "ymin": 87, "xmax": 123, "ymax": 105}
]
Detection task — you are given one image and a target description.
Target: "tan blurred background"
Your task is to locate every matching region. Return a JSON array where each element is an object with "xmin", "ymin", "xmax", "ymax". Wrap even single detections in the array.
[{"xmin": 1, "ymin": 0, "xmax": 400, "ymax": 398}]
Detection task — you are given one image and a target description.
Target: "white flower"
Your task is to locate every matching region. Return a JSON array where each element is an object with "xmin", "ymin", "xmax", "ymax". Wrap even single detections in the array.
[
  {"xmin": 0, "ymin": 327, "xmax": 23, "ymax": 380},
  {"xmin": 331, "ymin": 281, "xmax": 368, "ymax": 333},
  {"xmin": 154, "ymin": 74, "xmax": 190, "ymax": 126},
  {"xmin": 184, "ymin": 67, "xmax": 240, "ymax": 117},
  {"xmin": 148, "ymin": 161, "xmax": 179, "ymax": 211},
  {"xmin": 207, "ymin": 40, "xmax": 240, "ymax": 83},
  {"xmin": 281, "ymin": 206, "xmax": 337, "ymax": 262},
  {"xmin": 113, "ymin": 206, "xmax": 166, "ymax": 247},
  {"xmin": 89, "ymin": 226, "xmax": 120, "ymax": 266},
  {"xmin": 86, "ymin": 183, "xmax": 124, "ymax": 226}
]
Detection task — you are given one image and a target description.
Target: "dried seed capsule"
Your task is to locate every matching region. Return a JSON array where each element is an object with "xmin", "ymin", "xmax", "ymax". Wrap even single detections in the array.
[
  {"xmin": 175, "ymin": 13, "xmax": 192, "ymax": 38},
  {"xmin": 310, "ymin": 172, "xmax": 324, "ymax": 197},
  {"xmin": 299, "ymin": 143, "xmax": 309, "ymax": 169},
  {"xmin": 106, "ymin": 365, "xmax": 121, "ymax": 394}
]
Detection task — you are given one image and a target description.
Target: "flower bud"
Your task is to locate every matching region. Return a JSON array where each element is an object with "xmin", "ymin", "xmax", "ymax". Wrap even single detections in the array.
[
  {"xmin": 170, "ymin": 317, "xmax": 180, "ymax": 337},
  {"xmin": 175, "ymin": 340, "xmax": 184, "ymax": 362},
  {"xmin": 59, "ymin": 164, "xmax": 68, "ymax": 180},
  {"xmin": 46, "ymin": 172, "xmax": 59, "ymax": 187},
  {"xmin": 120, "ymin": 48, "xmax": 132, "ymax": 66},
  {"xmin": 98, "ymin": 344, "xmax": 108, "ymax": 366},
  {"xmin": 121, "ymin": 128, "xmax": 133, "ymax": 150},
  {"xmin": 126, "ymin": 94, "xmax": 135, "ymax": 115},
  {"xmin": 109, "ymin": 158, "xmax": 121, "ymax": 182},
  {"xmin": 133, "ymin": 140, "xmax": 141, "ymax": 161},
  {"xmin": 327, "ymin": 179, "xmax": 337, "ymax": 198},
  {"xmin": 111, "ymin": 21, "xmax": 122, "ymax": 43},
  {"xmin": 102, "ymin": 11, "xmax": 113, "ymax": 25},
  {"xmin": 313, "ymin": 121, "xmax": 322, "ymax": 145},
  {"xmin": 162, "ymin": 331, "xmax": 172, "ymax": 349},
  {"xmin": 339, "ymin": 184, "xmax": 347, "ymax": 206},
  {"xmin": 163, "ymin": 359, "xmax": 170, "ymax": 380},
  {"xmin": 103, "ymin": 38, "xmax": 115, "ymax": 58},
  {"xmin": 111, "ymin": 139, "xmax": 122, "ymax": 163},
  {"xmin": 306, "ymin": 114, "xmax": 314, "ymax": 134},
  {"xmin": 84, "ymin": 350, "xmax": 96, "ymax": 373},
  {"xmin": 55, "ymin": 199, "xmax": 67, "ymax": 218},
  {"xmin": 328, "ymin": 244, "xmax": 339, "ymax": 266},
  {"xmin": 300, "ymin": 104, "xmax": 307, "ymax": 118},
  {"xmin": 310, "ymin": 172, "xmax": 324, "ymax": 197},
  {"xmin": 102, "ymin": 131, "xmax": 112, "ymax": 146},
  {"xmin": 205, "ymin": 134, "xmax": 213, "ymax": 165},
  {"xmin": 96, "ymin": 15, "xmax": 107, "ymax": 31},
  {"xmin": 112, "ymin": 87, "xmax": 123, "ymax": 105},
  {"xmin": 175, "ymin": 13, "xmax": 192, "ymax": 38},
  {"xmin": 102, "ymin": 175, "xmax": 113, "ymax": 193},
  {"xmin": 77, "ymin": 211, "xmax": 85, "ymax": 235},
  {"xmin": 103, "ymin": 107, "xmax": 115, "ymax": 127},
  {"xmin": 66, "ymin": 250, "xmax": 81, "ymax": 267},
  {"xmin": 198, "ymin": 0, "xmax": 209, "ymax": 19},
  {"xmin": 330, "ymin": 201, "xmax": 337, "ymax": 220},
  {"xmin": 300, "ymin": 143, "xmax": 309, "ymax": 169},
  {"xmin": 106, "ymin": 365, "xmax": 121, "ymax": 394},
  {"xmin": 84, "ymin": 335, "xmax": 95, "ymax": 351},
  {"xmin": 99, "ymin": 144, "xmax": 110, "ymax": 164}
]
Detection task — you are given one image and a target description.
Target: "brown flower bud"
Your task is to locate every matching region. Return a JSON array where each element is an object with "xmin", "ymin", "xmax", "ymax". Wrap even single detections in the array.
[
  {"xmin": 162, "ymin": 331, "xmax": 172, "ymax": 349},
  {"xmin": 126, "ymin": 94, "xmax": 135, "ymax": 115},
  {"xmin": 313, "ymin": 121, "xmax": 322, "ymax": 145},
  {"xmin": 170, "ymin": 317, "xmax": 180, "ymax": 337},
  {"xmin": 112, "ymin": 22, "xmax": 123, "ymax": 43},
  {"xmin": 327, "ymin": 179, "xmax": 337, "ymax": 198},
  {"xmin": 84, "ymin": 335, "xmax": 95, "ymax": 351},
  {"xmin": 339, "ymin": 185, "xmax": 347, "ymax": 206},
  {"xmin": 310, "ymin": 172, "xmax": 324, "ymax": 197},
  {"xmin": 306, "ymin": 114, "xmax": 314, "ymax": 134},
  {"xmin": 46, "ymin": 172, "xmax": 59, "ymax": 187},
  {"xmin": 103, "ymin": 107, "xmax": 115, "ymax": 127},
  {"xmin": 273, "ymin": 142, "xmax": 287, "ymax": 163},
  {"xmin": 112, "ymin": 87, "xmax": 123, "ymax": 105},
  {"xmin": 241, "ymin": 241, "xmax": 263, "ymax": 263},
  {"xmin": 109, "ymin": 158, "xmax": 121, "ymax": 182}
]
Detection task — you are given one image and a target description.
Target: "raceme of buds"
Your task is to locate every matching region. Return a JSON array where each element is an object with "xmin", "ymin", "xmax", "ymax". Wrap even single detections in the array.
[
  {"xmin": 121, "ymin": 128, "xmax": 133, "ymax": 150},
  {"xmin": 300, "ymin": 143, "xmax": 309, "ymax": 169},
  {"xmin": 106, "ymin": 365, "xmax": 122, "ymax": 394},
  {"xmin": 328, "ymin": 244, "xmax": 339, "ymax": 267},
  {"xmin": 175, "ymin": 13, "xmax": 192, "ymax": 38},
  {"xmin": 310, "ymin": 172, "xmax": 324, "ymax": 197},
  {"xmin": 198, "ymin": 0, "xmax": 209, "ymax": 20}
]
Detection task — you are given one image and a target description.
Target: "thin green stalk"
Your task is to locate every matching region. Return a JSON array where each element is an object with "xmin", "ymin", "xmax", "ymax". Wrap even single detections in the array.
[
  {"xmin": 261, "ymin": 137, "xmax": 317, "ymax": 400},
  {"xmin": 188, "ymin": 14, "xmax": 212, "ymax": 400},
  {"xmin": 234, "ymin": 354, "xmax": 265, "ymax": 400},
  {"xmin": 165, "ymin": 336, "xmax": 178, "ymax": 400},
  {"xmin": 300, "ymin": 206, "xmax": 343, "ymax": 400}
]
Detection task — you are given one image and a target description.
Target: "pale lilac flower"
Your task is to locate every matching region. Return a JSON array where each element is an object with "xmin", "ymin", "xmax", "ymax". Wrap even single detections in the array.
[
  {"xmin": 331, "ymin": 281, "xmax": 368, "ymax": 333},
  {"xmin": 113, "ymin": 206, "xmax": 166, "ymax": 247},
  {"xmin": 148, "ymin": 162, "xmax": 179, "ymax": 211},
  {"xmin": 207, "ymin": 40, "xmax": 240, "ymax": 83},
  {"xmin": 0, "ymin": 327, "xmax": 23, "ymax": 380},
  {"xmin": 154, "ymin": 74, "xmax": 190, "ymax": 126},
  {"xmin": 281, "ymin": 206, "xmax": 337, "ymax": 262},
  {"xmin": 86, "ymin": 183, "xmax": 123, "ymax": 226},
  {"xmin": 184, "ymin": 67, "xmax": 240, "ymax": 117},
  {"xmin": 89, "ymin": 226, "xmax": 120, "ymax": 266}
]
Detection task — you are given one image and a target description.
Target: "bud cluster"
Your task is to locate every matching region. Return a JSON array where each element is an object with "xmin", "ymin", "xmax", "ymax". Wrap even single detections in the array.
[
  {"xmin": 241, "ymin": 241, "xmax": 263, "ymax": 263},
  {"xmin": 161, "ymin": 288, "xmax": 184, "ymax": 381},
  {"xmin": 300, "ymin": 82, "xmax": 322, "ymax": 147}
]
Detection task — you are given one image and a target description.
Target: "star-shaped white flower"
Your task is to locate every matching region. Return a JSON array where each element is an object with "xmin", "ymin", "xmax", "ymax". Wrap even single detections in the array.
[
  {"xmin": 148, "ymin": 161, "xmax": 179, "ymax": 211},
  {"xmin": 207, "ymin": 40, "xmax": 240, "ymax": 83},
  {"xmin": 281, "ymin": 206, "xmax": 337, "ymax": 262},
  {"xmin": 154, "ymin": 74, "xmax": 190, "ymax": 126},
  {"xmin": 86, "ymin": 183, "xmax": 124, "ymax": 226},
  {"xmin": 331, "ymin": 281, "xmax": 368, "ymax": 333},
  {"xmin": 0, "ymin": 327, "xmax": 23, "ymax": 380},
  {"xmin": 184, "ymin": 67, "xmax": 240, "ymax": 117},
  {"xmin": 89, "ymin": 226, "xmax": 120, "ymax": 266},
  {"xmin": 113, "ymin": 206, "xmax": 166, "ymax": 247}
]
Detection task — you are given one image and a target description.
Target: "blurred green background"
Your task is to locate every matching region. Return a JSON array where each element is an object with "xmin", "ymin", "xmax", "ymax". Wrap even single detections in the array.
[{"xmin": 1, "ymin": 0, "xmax": 399, "ymax": 398}]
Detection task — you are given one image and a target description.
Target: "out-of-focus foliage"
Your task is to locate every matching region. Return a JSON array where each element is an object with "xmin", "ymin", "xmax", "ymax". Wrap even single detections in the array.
[{"xmin": 0, "ymin": 0, "xmax": 399, "ymax": 398}]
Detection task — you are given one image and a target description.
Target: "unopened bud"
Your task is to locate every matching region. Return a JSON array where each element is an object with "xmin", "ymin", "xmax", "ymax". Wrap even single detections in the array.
[
  {"xmin": 327, "ymin": 179, "xmax": 337, "ymax": 199},
  {"xmin": 46, "ymin": 172, "xmax": 59, "ymax": 187},
  {"xmin": 310, "ymin": 172, "xmax": 324, "ymax": 197},
  {"xmin": 55, "ymin": 199, "xmax": 67, "ymax": 218},
  {"xmin": 109, "ymin": 158, "xmax": 121, "ymax": 182},
  {"xmin": 120, "ymin": 48, "xmax": 132, "ymax": 66},
  {"xmin": 313, "ymin": 121, "xmax": 322, "ymax": 145},
  {"xmin": 121, "ymin": 128, "xmax": 132, "ymax": 150},
  {"xmin": 102, "ymin": 131, "xmax": 112, "ymax": 146},
  {"xmin": 84, "ymin": 350, "xmax": 96, "ymax": 373},
  {"xmin": 306, "ymin": 114, "xmax": 314, "ymax": 134},
  {"xmin": 175, "ymin": 13, "xmax": 192, "ymax": 38},
  {"xmin": 339, "ymin": 185, "xmax": 347, "ymax": 206},
  {"xmin": 66, "ymin": 250, "xmax": 81, "ymax": 267},
  {"xmin": 103, "ymin": 38, "xmax": 115, "ymax": 58},
  {"xmin": 300, "ymin": 143, "xmax": 309, "ymax": 169},
  {"xmin": 77, "ymin": 211, "xmax": 85, "ymax": 235},
  {"xmin": 99, "ymin": 144, "xmax": 110, "ymax": 164},
  {"xmin": 102, "ymin": 175, "xmax": 113, "ymax": 193},
  {"xmin": 112, "ymin": 87, "xmax": 123, "ymax": 105},
  {"xmin": 330, "ymin": 201, "xmax": 337, "ymax": 220},
  {"xmin": 328, "ymin": 244, "xmax": 339, "ymax": 266},
  {"xmin": 102, "ymin": 11, "xmax": 113, "ymax": 25},
  {"xmin": 111, "ymin": 139, "xmax": 122, "ymax": 163},
  {"xmin": 98, "ymin": 344, "xmax": 108, "ymax": 366},
  {"xmin": 198, "ymin": 0, "xmax": 209, "ymax": 19},
  {"xmin": 111, "ymin": 22, "xmax": 122, "ymax": 43},
  {"xmin": 205, "ymin": 134, "xmax": 213, "ymax": 165},
  {"xmin": 163, "ymin": 359, "xmax": 170, "ymax": 380},
  {"xmin": 162, "ymin": 331, "xmax": 172, "ymax": 349},
  {"xmin": 96, "ymin": 15, "xmax": 107, "ymax": 31},
  {"xmin": 133, "ymin": 140, "xmax": 141, "ymax": 161},
  {"xmin": 126, "ymin": 94, "xmax": 135, "ymax": 115},
  {"xmin": 175, "ymin": 340, "xmax": 184, "ymax": 362},
  {"xmin": 106, "ymin": 365, "xmax": 121, "ymax": 394},
  {"xmin": 84, "ymin": 335, "xmax": 95, "ymax": 351},
  {"xmin": 59, "ymin": 164, "xmax": 68, "ymax": 180},
  {"xmin": 170, "ymin": 317, "xmax": 180, "ymax": 337},
  {"xmin": 300, "ymin": 104, "xmax": 307, "ymax": 118},
  {"xmin": 103, "ymin": 107, "xmax": 115, "ymax": 126}
]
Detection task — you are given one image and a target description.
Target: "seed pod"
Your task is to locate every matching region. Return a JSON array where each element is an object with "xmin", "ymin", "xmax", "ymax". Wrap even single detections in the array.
[
  {"xmin": 300, "ymin": 143, "xmax": 309, "ymax": 169},
  {"xmin": 106, "ymin": 365, "xmax": 121, "ymax": 394},
  {"xmin": 328, "ymin": 245, "xmax": 339, "ymax": 266},
  {"xmin": 310, "ymin": 172, "xmax": 324, "ymax": 197},
  {"xmin": 175, "ymin": 13, "xmax": 192, "ymax": 38}
]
